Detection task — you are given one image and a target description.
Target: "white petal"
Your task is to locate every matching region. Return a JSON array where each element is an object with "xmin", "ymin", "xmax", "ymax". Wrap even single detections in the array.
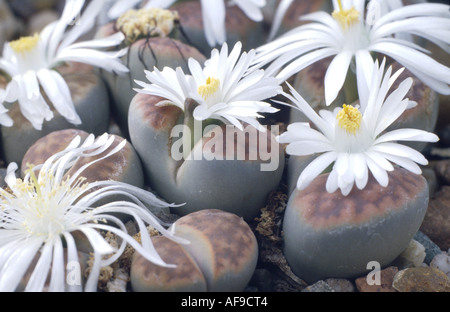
[
  {"xmin": 296, "ymin": 151, "xmax": 337, "ymax": 190},
  {"xmin": 37, "ymin": 69, "xmax": 81, "ymax": 125},
  {"xmin": 324, "ymin": 51, "xmax": 353, "ymax": 105},
  {"xmin": 24, "ymin": 242, "xmax": 53, "ymax": 292},
  {"xmin": 375, "ymin": 128, "xmax": 439, "ymax": 144},
  {"xmin": 365, "ymin": 153, "xmax": 389, "ymax": 187}
]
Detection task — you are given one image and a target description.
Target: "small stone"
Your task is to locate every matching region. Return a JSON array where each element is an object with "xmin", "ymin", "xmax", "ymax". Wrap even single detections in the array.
[
  {"xmin": 430, "ymin": 252, "xmax": 450, "ymax": 279},
  {"xmin": 325, "ymin": 278, "xmax": 356, "ymax": 292},
  {"xmin": 355, "ymin": 266, "xmax": 398, "ymax": 292},
  {"xmin": 301, "ymin": 280, "xmax": 335, "ymax": 292},
  {"xmin": 391, "ymin": 239, "xmax": 426, "ymax": 269},
  {"xmin": 414, "ymin": 231, "xmax": 443, "ymax": 265},
  {"xmin": 420, "ymin": 186, "xmax": 450, "ymax": 251},
  {"xmin": 393, "ymin": 267, "xmax": 450, "ymax": 292}
]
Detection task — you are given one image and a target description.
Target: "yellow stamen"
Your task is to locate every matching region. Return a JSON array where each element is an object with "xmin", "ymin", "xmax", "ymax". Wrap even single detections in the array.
[
  {"xmin": 25, "ymin": 163, "xmax": 42, "ymax": 198},
  {"xmin": 332, "ymin": 0, "xmax": 360, "ymax": 30},
  {"xmin": 198, "ymin": 77, "xmax": 220, "ymax": 101},
  {"xmin": 336, "ymin": 104, "xmax": 362, "ymax": 134},
  {"xmin": 117, "ymin": 8, "xmax": 179, "ymax": 42},
  {"xmin": 9, "ymin": 33, "xmax": 40, "ymax": 53}
]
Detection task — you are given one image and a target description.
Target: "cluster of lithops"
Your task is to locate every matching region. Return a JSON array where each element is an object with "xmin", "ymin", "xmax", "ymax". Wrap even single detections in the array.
[
  {"xmin": 0, "ymin": 0, "xmax": 449, "ymax": 292},
  {"xmin": 131, "ymin": 209, "xmax": 258, "ymax": 292}
]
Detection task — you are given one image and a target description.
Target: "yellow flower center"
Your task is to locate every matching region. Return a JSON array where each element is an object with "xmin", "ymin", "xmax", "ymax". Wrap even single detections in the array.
[
  {"xmin": 336, "ymin": 104, "xmax": 362, "ymax": 134},
  {"xmin": 0, "ymin": 164, "xmax": 89, "ymax": 239},
  {"xmin": 198, "ymin": 77, "xmax": 220, "ymax": 101},
  {"xmin": 9, "ymin": 33, "xmax": 40, "ymax": 54},
  {"xmin": 117, "ymin": 8, "xmax": 179, "ymax": 42},
  {"xmin": 332, "ymin": 0, "xmax": 360, "ymax": 30}
]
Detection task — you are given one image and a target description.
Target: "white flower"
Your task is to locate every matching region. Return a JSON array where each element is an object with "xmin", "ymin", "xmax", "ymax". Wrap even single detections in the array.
[
  {"xmin": 0, "ymin": 133, "xmax": 187, "ymax": 292},
  {"xmin": 135, "ymin": 41, "xmax": 281, "ymax": 131},
  {"xmin": 107, "ymin": 0, "xmax": 266, "ymax": 47},
  {"xmin": 0, "ymin": 0, "xmax": 129, "ymax": 130},
  {"xmin": 256, "ymin": 0, "xmax": 450, "ymax": 105},
  {"xmin": 277, "ymin": 58, "xmax": 439, "ymax": 196}
]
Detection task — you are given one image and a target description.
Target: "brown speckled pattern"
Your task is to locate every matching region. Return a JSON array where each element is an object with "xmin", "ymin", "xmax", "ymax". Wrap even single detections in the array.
[
  {"xmin": 131, "ymin": 236, "xmax": 206, "ymax": 290},
  {"xmin": 22, "ymin": 129, "xmax": 133, "ymax": 183},
  {"xmin": 294, "ymin": 168, "xmax": 427, "ymax": 229},
  {"xmin": 132, "ymin": 93, "xmax": 182, "ymax": 130},
  {"xmin": 65, "ymin": 135, "xmax": 131, "ymax": 182},
  {"xmin": 174, "ymin": 209, "xmax": 257, "ymax": 274},
  {"xmin": 21, "ymin": 129, "xmax": 89, "ymax": 175}
]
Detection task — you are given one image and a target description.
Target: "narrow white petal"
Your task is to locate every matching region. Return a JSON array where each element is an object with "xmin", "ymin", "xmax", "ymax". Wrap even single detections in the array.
[
  {"xmin": 24, "ymin": 242, "xmax": 53, "ymax": 292},
  {"xmin": 296, "ymin": 151, "xmax": 337, "ymax": 190},
  {"xmin": 375, "ymin": 128, "xmax": 439, "ymax": 144},
  {"xmin": 324, "ymin": 51, "xmax": 353, "ymax": 105}
]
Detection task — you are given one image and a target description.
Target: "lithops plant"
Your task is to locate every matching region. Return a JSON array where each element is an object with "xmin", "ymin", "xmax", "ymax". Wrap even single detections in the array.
[
  {"xmin": 129, "ymin": 94, "xmax": 284, "ymax": 220},
  {"xmin": 131, "ymin": 236, "xmax": 208, "ymax": 292},
  {"xmin": 20, "ymin": 128, "xmax": 145, "ymax": 209},
  {"xmin": 129, "ymin": 41, "xmax": 284, "ymax": 220},
  {"xmin": 277, "ymin": 59, "xmax": 439, "ymax": 283},
  {"xmin": 1, "ymin": 64, "xmax": 110, "ymax": 165},
  {"xmin": 95, "ymin": 7, "xmax": 206, "ymax": 134},
  {"xmin": 0, "ymin": 0, "xmax": 128, "ymax": 165},
  {"xmin": 130, "ymin": 209, "xmax": 258, "ymax": 292},
  {"xmin": 283, "ymin": 168, "xmax": 430, "ymax": 283}
]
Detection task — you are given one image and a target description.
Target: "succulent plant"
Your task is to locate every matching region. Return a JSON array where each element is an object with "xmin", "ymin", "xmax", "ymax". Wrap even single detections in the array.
[
  {"xmin": 95, "ymin": 7, "xmax": 206, "ymax": 135},
  {"xmin": 131, "ymin": 209, "xmax": 259, "ymax": 292},
  {"xmin": 1, "ymin": 63, "xmax": 110, "ymax": 165},
  {"xmin": 128, "ymin": 93, "xmax": 284, "ymax": 220},
  {"xmin": 20, "ymin": 128, "xmax": 146, "ymax": 216},
  {"xmin": 283, "ymin": 168, "xmax": 430, "ymax": 283}
]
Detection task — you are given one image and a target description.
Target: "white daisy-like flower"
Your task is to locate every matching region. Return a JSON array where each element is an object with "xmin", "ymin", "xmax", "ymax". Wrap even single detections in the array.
[
  {"xmin": 255, "ymin": 0, "xmax": 450, "ymax": 106},
  {"xmin": 135, "ymin": 41, "xmax": 281, "ymax": 131},
  {"xmin": 107, "ymin": 0, "xmax": 266, "ymax": 47},
  {"xmin": 0, "ymin": 133, "xmax": 187, "ymax": 292},
  {"xmin": 0, "ymin": 0, "xmax": 129, "ymax": 130},
  {"xmin": 277, "ymin": 58, "xmax": 439, "ymax": 196}
]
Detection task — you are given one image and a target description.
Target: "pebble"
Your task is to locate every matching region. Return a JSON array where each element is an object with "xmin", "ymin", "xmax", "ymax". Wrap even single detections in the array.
[
  {"xmin": 324, "ymin": 278, "xmax": 356, "ymax": 292},
  {"xmin": 430, "ymin": 252, "xmax": 450, "ymax": 279},
  {"xmin": 301, "ymin": 280, "xmax": 335, "ymax": 292},
  {"xmin": 420, "ymin": 186, "xmax": 450, "ymax": 251},
  {"xmin": 391, "ymin": 239, "xmax": 426, "ymax": 269},
  {"xmin": 414, "ymin": 231, "xmax": 443, "ymax": 265},
  {"xmin": 392, "ymin": 267, "xmax": 450, "ymax": 292},
  {"xmin": 355, "ymin": 266, "xmax": 398, "ymax": 292}
]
